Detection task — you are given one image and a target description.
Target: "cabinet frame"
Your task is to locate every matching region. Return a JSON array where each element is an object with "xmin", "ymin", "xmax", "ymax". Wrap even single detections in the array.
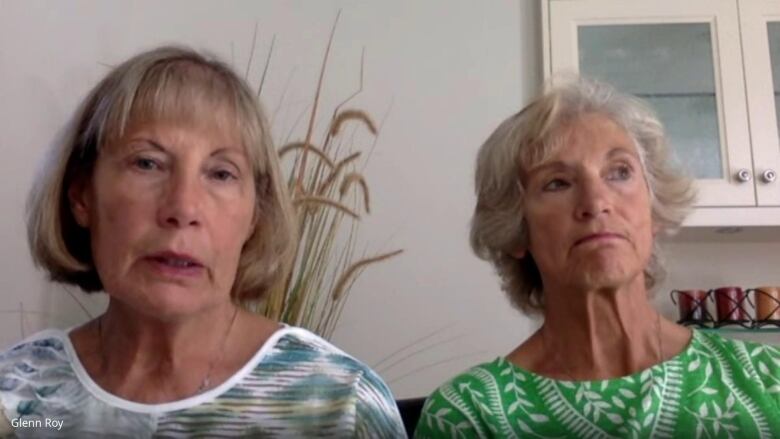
[
  {"xmin": 739, "ymin": 0, "xmax": 780, "ymax": 207},
  {"xmin": 542, "ymin": 0, "xmax": 780, "ymax": 230}
]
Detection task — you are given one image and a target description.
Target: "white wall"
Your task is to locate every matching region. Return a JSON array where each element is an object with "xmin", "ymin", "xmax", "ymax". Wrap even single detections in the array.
[{"xmin": 0, "ymin": 0, "xmax": 777, "ymax": 400}]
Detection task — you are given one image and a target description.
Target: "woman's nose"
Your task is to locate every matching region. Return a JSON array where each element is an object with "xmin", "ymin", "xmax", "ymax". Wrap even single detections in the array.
[
  {"xmin": 158, "ymin": 172, "xmax": 202, "ymax": 228},
  {"xmin": 574, "ymin": 177, "xmax": 611, "ymax": 220}
]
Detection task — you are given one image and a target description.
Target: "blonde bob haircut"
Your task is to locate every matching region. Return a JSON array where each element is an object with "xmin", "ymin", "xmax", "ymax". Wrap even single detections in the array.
[
  {"xmin": 27, "ymin": 46, "xmax": 297, "ymax": 303},
  {"xmin": 470, "ymin": 77, "xmax": 696, "ymax": 314}
]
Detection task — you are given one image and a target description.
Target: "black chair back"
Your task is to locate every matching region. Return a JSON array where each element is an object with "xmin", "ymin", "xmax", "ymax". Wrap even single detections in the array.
[{"xmin": 396, "ymin": 397, "xmax": 427, "ymax": 437}]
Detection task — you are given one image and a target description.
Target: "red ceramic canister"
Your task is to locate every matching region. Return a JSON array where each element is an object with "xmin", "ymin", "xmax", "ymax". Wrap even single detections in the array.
[
  {"xmin": 670, "ymin": 289, "xmax": 711, "ymax": 324},
  {"xmin": 711, "ymin": 286, "xmax": 751, "ymax": 323}
]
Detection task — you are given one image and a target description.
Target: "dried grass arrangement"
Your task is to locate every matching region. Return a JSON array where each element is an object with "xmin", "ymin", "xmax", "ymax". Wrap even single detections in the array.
[{"xmin": 247, "ymin": 15, "xmax": 402, "ymax": 338}]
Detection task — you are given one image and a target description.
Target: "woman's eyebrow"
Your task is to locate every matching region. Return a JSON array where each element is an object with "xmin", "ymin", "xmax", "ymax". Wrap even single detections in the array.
[
  {"xmin": 126, "ymin": 137, "xmax": 168, "ymax": 153},
  {"xmin": 606, "ymin": 146, "xmax": 639, "ymax": 159},
  {"xmin": 526, "ymin": 147, "xmax": 638, "ymax": 178},
  {"xmin": 529, "ymin": 161, "xmax": 572, "ymax": 175},
  {"xmin": 211, "ymin": 146, "xmax": 250, "ymax": 164},
  {"xmin": 211, "ymin": 145, "xmax": 245, "ymax": 155}
]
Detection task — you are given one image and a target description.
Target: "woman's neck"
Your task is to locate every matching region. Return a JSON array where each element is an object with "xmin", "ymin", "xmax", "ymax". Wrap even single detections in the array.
[
  {"xmin": 102, "ymin": 301, "xmax": 236, "ymax": 374},
  {"xmin": 70, "ymin": 299, "xmax": 277, "ymax": 403},
  {"xmin": 511, "ymin": 276, "xmax": 690, "ymax": 380},
  {"xmin": 544, "ymin": 287, "xmax": 662, "ymax": 379}
]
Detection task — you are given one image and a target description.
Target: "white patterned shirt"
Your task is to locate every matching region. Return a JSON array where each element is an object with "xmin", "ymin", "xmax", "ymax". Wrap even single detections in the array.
[{"xmin": 0, "ymin": 327, "xmax": 406, "ymax": 438}]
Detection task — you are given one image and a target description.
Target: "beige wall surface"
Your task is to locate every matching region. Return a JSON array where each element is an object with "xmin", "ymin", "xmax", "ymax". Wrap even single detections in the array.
[{"xmin": 0, "ymin": 0, "xmax": 777, "ymax": 399}]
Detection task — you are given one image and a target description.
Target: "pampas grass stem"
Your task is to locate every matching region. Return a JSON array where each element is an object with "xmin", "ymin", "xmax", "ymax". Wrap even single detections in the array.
[
  {"xmin": 245, "ymin": 22, "xmax": 259, "ymax": 80},
  {"xmin": 339, "ymin": 172, "xmax": 370, "ymax": 213},
  {"xmin": 294, "ymin": 195, "xmax": 360, "ymax": 219},
  {"xmin": 257, "ymin": 34, "xmax": 276, "ymax": 97},
  {"xmin": 294, "ymin": 10, "xmax": 341, "ymax": 190},
  {"xmin": 330, "ymin": 109, "xmax": 377, "ymax": 138},
  {"xmin": 279, "ymin": 142, "xmax": 335, "ymax": 168},
  {"xmin": 331, "ymin": 249, "xmax": 403, "ymax": 301},
  {"xmin": 244, "ymin": 14, "xmax": 401, "ymax": 339},
  {"xmin": 316, "ymin": 151, "xmax": 361, "ymax": 195}
]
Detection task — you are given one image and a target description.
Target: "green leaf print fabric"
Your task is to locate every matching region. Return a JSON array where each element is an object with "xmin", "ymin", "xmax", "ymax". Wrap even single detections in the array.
[{"xmin": 415, "ymin": 331, "xmax": 780, "ymax": 439}]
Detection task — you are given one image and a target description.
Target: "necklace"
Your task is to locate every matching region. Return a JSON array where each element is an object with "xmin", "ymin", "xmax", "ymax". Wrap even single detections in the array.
[
  {"xmin": 96, "ymin": 306, "xmax": 240, "ymax": 396},
  {"xmin": 197, "ymin": 306, "xmax": 239, "ymax": 393},
  {"xmin": 542, "ymin": 311, "xmax": 664, "ymax": 381}
]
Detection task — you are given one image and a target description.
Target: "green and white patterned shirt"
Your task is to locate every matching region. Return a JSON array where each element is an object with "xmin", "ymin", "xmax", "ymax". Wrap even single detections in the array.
[
  {"xmin": 0, "ymin": 326, "xmax": 406, "ymax": 438},
  {"xmin": 416, "ymin": 331, "xmax": 780, "ymax": 439}
]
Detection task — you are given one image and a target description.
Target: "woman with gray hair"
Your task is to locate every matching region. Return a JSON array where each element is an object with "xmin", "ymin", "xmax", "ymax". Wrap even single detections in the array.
[
  {"xmin": 416, "ymin": 78, "xmax": 780, "ymax": 438},
  {"xmin": 0, "ymin": 46, "xmax": 405, "ymax": 438}
]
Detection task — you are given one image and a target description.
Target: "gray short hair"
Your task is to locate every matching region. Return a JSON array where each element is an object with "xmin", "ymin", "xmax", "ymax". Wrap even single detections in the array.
[
  {"xmin": 27, "ymin": 46, "xmax": 297, "ymax": 303},
  {"xmin": 470, "ymin": 77, "xmax": 696, "ymax": 314}
]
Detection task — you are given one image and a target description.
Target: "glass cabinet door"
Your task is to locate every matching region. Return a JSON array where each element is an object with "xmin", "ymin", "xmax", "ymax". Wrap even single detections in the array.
[
  {"xmin": 740, "ymin": 0, "xmax": 780, "ymax": 206},
  {"xmin": 578, "ymin": 23, "xmax": 721, "ymax": 180},
  {"xmin": 547, "ymin": 1, "xmax": 754, "ymax": 207}
]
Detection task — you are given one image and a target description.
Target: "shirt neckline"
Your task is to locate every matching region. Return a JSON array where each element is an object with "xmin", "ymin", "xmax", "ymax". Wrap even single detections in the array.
[
  {"xmin": 51, "ymin": 325, "xmax": 299, "ymax": 414},
  {"xmin": 499, "ymin": 328, "xmax": 701, "ymax": 385}
]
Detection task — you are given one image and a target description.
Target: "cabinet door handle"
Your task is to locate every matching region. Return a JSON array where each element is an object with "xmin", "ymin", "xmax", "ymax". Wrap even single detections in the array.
[
  {"xmin": 736, "ymin": 169, "xmax": 752, "ymax": 183},
  {"xmin": 762, "ymin": 169, "xmax": 777, "ymax": 183}
]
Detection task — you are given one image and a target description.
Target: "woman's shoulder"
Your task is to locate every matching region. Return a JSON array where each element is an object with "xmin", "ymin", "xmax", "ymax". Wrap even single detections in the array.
[
  {"xmin": 426, "ymin": 357, "xmax": 518, "ymax": 393},
  {"xmin": 0, "ymin": 329, "xmax": 78, "ymax": 420},
  {"xmin": 415, "ymin": 358, "xmax": 511, "ymax": 438},
  {"xmin": 260, "ymin": 326, "xmax": 374, "ymax": 372},
  {"xmin": 252, "ymin": 326, "xmax": 395, "ymax": 396},
  {"xmin": 691, "ymin": 330, "xmax": 780, "ymax": 391},
  {"xmin": 421, "ymin": 357, "xmax": 517, "ymax": 409},
  {"xmin": 692, "ymin": 329, "xmax": 779, "ymax": 361},
  {"xmin": 0, "ymin": 329, "xmax": 72, "ymax": 368},
  {"xmin": 248, "ymin": 326, "xmax": 405, "ymax": 437},
  {"xmin": 419, "ymin": 357, "xmax": 510, "ymax": 416}
]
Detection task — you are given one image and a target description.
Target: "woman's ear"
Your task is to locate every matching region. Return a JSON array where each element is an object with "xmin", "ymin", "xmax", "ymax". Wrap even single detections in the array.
[
  {"xmin": 68, "ymin": 178, "xmax": 92, "ymax": 228},
  {"xmin": 510, "ymin": 247, "xmax": 527, "ymax": 259},
  {"xmin": 651, "ymin": 220, "xmax": 662, "ymax": 236},
  {"xmin": 245, "ymin": 203, "xmax": 261, "ymax": 242},
  {"xmin": 245, "ymin": 218, "xmax": 258, "ymax": 243}
]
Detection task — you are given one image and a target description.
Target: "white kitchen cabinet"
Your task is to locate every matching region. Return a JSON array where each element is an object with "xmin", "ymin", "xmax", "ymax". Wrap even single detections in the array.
[
  {"xmin": 740, "ymin": 0, "xmax": 780, "ymax": 207},
  {"xmin": 542, "ymin": 0, "xmax": 780, "ymax": 230}
]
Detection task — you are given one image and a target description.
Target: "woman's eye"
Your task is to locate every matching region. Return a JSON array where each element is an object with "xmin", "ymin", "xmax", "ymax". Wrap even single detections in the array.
[
  {"xmin": 542, "ymin": 178, "xmax": 569, "ymax": 191},
  {"xmin": 210, "ymin": 169, "xmax": 237, "ymax": 182},
  {"xmin": 608, "ymin": 165, "xmax": 633, "ymax": 181},
  {"xmin": 133, "ymin": 157, "xmax": 160, "ymax": 171}
]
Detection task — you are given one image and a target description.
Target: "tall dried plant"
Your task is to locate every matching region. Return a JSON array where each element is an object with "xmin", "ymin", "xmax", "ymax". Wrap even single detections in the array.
[{"xmin": 247, "ymin": 14, "xmax": 402, "ymax": 339}]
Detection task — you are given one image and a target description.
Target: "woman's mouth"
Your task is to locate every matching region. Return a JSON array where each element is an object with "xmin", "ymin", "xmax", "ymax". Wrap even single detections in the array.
[
  {"xmin": 146, "ymin": 251, "xmax": 204, "ymax": 277},
  {"xmin": 574, "ymin": 233, "xmax": 625, "ymax": 247}
]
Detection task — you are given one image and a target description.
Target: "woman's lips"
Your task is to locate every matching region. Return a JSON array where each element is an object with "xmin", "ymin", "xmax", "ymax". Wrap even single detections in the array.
[
  {"xmin": 145, "ymin": 252, "xmax": 204, "ymax": 277},
  {"xmin": 574, "ymin": 232, "xmax": 625, "ymax": 247}
]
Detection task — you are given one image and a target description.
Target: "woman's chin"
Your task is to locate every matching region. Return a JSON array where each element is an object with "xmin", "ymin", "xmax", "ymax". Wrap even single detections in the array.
[
  {"xmin": 109, "ymin": 286, "xmax": 225, "ymax": 321},
  {"xmin": 570, "ymin": 261, "xmax": 640, "ymax": 291}
]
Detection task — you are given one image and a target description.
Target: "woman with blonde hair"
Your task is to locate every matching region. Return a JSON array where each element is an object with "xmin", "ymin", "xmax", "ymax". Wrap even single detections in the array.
[
  {"xmin": 0, "ymin": 46, "xmax": 405, "ymax": 438},
  {"xmin": 416, "ymin": 78, "xmax": 780, "ymax": 438}
]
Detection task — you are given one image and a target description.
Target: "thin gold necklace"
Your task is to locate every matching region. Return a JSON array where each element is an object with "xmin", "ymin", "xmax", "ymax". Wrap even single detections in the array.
[
  {"xmin": 197, "ymin": 306, "xmax": 239, "ymax": 393},
  {"xmin": 542, "ymin": 312, "xmax": 664, "ymax": 381},
  {"xmin": 96, "ymin": 306, "xmax": 240, "ymax": 396}
]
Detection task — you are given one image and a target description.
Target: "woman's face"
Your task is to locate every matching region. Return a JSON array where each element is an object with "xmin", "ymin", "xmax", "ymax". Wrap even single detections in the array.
[
  {"xmin": 70, "ymin": 119, "xmax": 257, "ymax": 319},
  {"xmin": 521, "ymin": 113, "xmax": 655, "ymax": 292}
]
